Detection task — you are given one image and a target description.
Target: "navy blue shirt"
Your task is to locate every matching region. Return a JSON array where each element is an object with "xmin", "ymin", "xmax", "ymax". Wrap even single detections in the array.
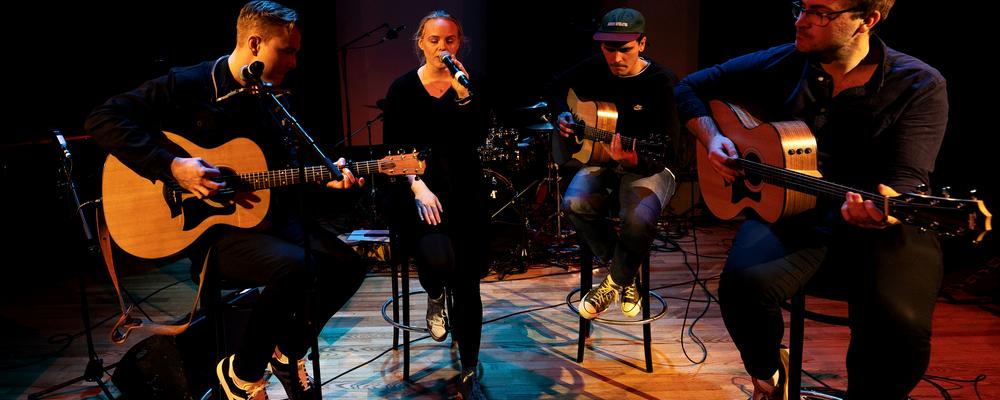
[{"xmin": 675, "ymin": 36, "xmax": 948, "ymax": 195}]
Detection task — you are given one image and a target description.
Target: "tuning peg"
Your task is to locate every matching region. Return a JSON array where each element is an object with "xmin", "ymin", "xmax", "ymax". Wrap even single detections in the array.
[
  {"xmin": 914, "ymin": 184, "xmax": 928, "ymax": 195},
  {"xmin": 940, "ymin": 186, "xmax": 952, "ymax": 198},
  {"xmin": 969, "ymin": 189, "xmax": 978, "ymax": 200}
]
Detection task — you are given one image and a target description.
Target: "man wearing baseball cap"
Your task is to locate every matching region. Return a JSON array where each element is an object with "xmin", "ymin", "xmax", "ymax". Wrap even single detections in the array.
[{"xmin": 547, "ymin": 8, "xmax": 680, "ymax": 320}]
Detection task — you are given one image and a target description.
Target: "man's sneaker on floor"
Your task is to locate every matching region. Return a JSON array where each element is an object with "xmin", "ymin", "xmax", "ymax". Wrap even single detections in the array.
[
  {"xmin": 269, "ymin": 349, "xmax": 315, "ymax": 400},
  {"xmin": 621, "ymin": 278, "xmax": 642, "ymax": 317},
  {"xmin": 579, "ymin": 275, "xmax": 622, "ymax": 319},
  {"xmin": 459, "ymin": 368, "xmax": 488, "ymax": 400},
  {"xmin": 216, "ymin": 354, "xmax": 270, "ymax": 400},
  {"xmin": 751, "ymin": 346, "xmax": 789, "ymax": 400},
  {"xmin": 426, "ymin": 292, "xmax": 449, "ymax": 342}
]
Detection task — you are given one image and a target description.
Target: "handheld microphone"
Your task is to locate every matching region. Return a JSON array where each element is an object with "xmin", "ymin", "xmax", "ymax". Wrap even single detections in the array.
[
  {"xmin": 439, "ymin": 51, "xmax": 470, "ymax": 88},
  {"xmin": 240, "ymin": 61, "xmax": 265, "ymax": 84},
  {"xmin": 383, "ymin": 24, "xmax": 405, "ymax": 40},
  {"xmin": 53, "ymin": 129, "xmax": 71, "ymax": 160}
]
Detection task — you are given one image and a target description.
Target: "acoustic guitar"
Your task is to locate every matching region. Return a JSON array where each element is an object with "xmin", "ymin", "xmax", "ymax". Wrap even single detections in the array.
[
  {"xmin": 563, "ymin": 88, "xmax": 666, "ymax": 165},
  {"xmin": 102, "ymin": 131, "xmax": 425, "ymax": 259},
  {"xmin": 697, "ymin": 100, "xmax": 991, "ymax": 243}
]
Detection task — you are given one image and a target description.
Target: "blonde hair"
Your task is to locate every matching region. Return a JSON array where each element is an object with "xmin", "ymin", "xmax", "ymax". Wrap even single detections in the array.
[{"xmin": 236, "ymin": 1, "xmax": 299, "ymax": 48}]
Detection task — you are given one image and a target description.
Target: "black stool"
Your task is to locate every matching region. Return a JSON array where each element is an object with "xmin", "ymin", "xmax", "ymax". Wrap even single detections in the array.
[
  {"xmin": 785, "ymin": 290, "xmax": 850, "ymax": 400},
  {"xmin": 566, "ymin": 242, "xmax": 667, "ymax": 372}
]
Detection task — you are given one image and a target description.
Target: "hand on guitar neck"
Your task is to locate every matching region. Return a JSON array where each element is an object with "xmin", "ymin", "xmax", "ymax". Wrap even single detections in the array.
[{"xmin": 842, "ymin": 184, "xmax": 901, "ymax": 229}]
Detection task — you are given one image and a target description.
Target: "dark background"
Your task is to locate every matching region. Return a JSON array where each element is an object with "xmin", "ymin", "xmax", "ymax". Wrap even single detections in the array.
[{"xmin": 1, "ymin": 1, "xmax": 994, "ymax": 300}]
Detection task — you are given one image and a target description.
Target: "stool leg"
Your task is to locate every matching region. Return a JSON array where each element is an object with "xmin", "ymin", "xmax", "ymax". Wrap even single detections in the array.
[
  {"xmin": 402, "ymin": 259, "xmax": 411, "ymax": 381},
  {"xmin": 789, "ymin": 292, "xmax": 805, "ymax": 399},
  {"xmin": 577, "ymin": 243, "xmax": 593, "ymax": 363},
  {"xmin": 641, "ymin": 254, "xmax": 653, "ymax": 373},
  {"xmin": 391, "ymin": 246, "xmax": 400, "ymax": 349}
]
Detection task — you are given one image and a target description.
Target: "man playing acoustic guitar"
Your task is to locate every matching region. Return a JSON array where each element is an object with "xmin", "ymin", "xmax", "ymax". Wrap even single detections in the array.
[
  {"xmin": 675, "ymin": 1, "xmax": 949, "ymax": 399},
  {"xmin": 86, "ymin": 2, "xmax": 367, "ymax": 399},
  {"xmin": 547, "ymin": 8, "xmax": 680, "ymax": 320}
]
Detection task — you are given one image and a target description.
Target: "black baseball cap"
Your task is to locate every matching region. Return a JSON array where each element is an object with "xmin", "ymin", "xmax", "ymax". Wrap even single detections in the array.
[{"xmin": 593, "ymin": 8, "xmax": 645, "ymax": 42}]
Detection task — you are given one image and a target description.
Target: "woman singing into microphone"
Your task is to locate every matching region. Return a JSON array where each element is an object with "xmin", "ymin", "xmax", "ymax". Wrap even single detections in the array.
[{"xmin": 381, "ymin": 9, "xmax": 490, "ymax": 400}]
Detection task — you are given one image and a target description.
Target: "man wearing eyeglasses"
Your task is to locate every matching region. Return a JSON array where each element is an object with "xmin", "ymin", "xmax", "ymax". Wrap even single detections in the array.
[{"xmin": 676, "ymin": 1, "xmax": 947, "ymax": 399}]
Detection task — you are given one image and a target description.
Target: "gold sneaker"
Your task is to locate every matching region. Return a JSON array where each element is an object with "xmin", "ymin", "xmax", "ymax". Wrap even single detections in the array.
[
  {"xmin": 579, "ymin": 275, "xmax": 622, "ymax": 319},
  {"xmin": 621, "ymin": 279, "xmax": 642, "ymax": 317}
]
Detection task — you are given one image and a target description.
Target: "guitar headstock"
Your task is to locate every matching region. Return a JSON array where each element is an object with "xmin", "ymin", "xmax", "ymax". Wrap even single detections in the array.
[
  {"xmin": 378, "ymin": 151, "xmax": 426, "ymax": 176},
  {"xmin": 891, "ymin": 192, "xmax": 992, "ymax": 243}
]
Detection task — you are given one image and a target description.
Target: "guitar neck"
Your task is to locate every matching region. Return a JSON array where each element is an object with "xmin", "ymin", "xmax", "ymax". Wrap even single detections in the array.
[
  {"xmin": 239, "ymin": 160, "xmax": 381, "ymax": 191},
  {"xmin": 578, "ymin": 125, "xmax": 642, "ymax": 148},
  {"xmin": 735, "ymin": 158, "xmax": 887, "ymax": 204}
]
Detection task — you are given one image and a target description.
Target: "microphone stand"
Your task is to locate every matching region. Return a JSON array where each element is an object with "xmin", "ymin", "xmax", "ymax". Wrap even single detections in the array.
[
  {"xmin": 338, "ymin": 23, "xmax": 392, "ymax": 146},
  {"xmin": 247, "ymin": 76, "xmax": 337, "ymax": 400},
  {"xmin": 333, "ymin": 113, "xmax": 385, "ymax": 228},
  {"xmin": 29, "ymin": 130, "xmax": 116, "ymax": 400}
]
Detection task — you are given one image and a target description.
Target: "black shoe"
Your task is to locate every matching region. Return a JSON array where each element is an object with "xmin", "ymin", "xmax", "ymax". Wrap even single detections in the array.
[
  {"xmin": 269, "ymin": 354, "xmax": 315, "ymax": 400},
  {"xmin": 216, "ymin": 355, "xmax": 270, "ymax": 400},
  {"xmin": 459, "ymin": 368, "xmax": 487, "ymax": 400}
]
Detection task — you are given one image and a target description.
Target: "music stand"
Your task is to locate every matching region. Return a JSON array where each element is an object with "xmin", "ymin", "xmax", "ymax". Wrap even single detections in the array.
[{"xmin": 29, "ymin": 130, "xmax": 116, "ymax": 399}]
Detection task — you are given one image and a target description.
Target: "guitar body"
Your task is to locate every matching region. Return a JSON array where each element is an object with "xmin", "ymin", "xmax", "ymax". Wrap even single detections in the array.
[
  {"xmin": 102, "ymin": 132, "xmax": 271, "ymax": 259},
  {"xmin": 697, "ymin": 101, "xmax": 822, "ymax": 222},
  {"xmin": 566, "ymin": 88, "xmax": 615, "ymax": 165}
]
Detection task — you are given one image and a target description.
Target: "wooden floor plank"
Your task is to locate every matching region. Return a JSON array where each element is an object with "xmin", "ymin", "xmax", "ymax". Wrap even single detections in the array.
[{"xmin": 2, "ymin": 221, "xmax": 998, "ymax": 399}]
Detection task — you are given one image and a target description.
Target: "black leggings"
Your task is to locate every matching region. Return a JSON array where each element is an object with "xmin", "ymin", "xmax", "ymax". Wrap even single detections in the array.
[
  {"xmin": 410, "ymin": 230, "xmax": 484, "ymax": 370},
  {"xmin": 718, "ymin": 218, "xmax": 943, "ymax": 399}
]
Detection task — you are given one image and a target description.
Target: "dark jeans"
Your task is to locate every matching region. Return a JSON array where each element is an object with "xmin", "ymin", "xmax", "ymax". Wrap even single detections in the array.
[
  {"xmin": 563, "ymin": 166, "xmax": 676, "ymax": 285},
  {"xmin": 718, "ymin": 217, "xmax": 943, "ymax": 399},
  {"xmin": 202, "ymin": 218, "xmax": 367, "ymax": 381}
]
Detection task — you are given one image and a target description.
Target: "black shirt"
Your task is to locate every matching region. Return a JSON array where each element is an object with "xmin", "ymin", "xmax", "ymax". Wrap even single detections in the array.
[{"xmin": 547, "ymin": 54, "xmax": 680, "ymax": 176}]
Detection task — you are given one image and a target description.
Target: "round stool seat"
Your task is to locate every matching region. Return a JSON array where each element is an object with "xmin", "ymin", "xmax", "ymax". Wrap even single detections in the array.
[
  {"xmin": 381, "ymin": 290, "xmax": 430, "ymax": 334},
  {"xmin": 565, "ymin": 287, "xmax": 668, "ymax": 325}
]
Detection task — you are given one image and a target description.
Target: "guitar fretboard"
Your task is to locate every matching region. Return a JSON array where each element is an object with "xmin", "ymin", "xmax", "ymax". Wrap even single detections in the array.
[
  {"xmin": 736, "ymin": 158, "xmax": 909, "ymax": 210},
  {"xmin": 571, "ymin": 123, "xmax": 642, "ymax": 149},
  {"xmin": 239, "ymin": 161, "xmax": 383, "ymax": 191}
]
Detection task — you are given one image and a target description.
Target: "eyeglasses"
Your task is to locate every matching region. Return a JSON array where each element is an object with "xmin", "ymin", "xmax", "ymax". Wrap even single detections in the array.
[{"xmin": 791, "ymin": 2, "xmax": 861, "ymax": 26}]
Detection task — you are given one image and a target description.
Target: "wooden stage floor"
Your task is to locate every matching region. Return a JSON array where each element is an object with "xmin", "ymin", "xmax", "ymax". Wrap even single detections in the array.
[{"xmin": 2, "ymin": 219, "xmax": 998, "ymax": 399}]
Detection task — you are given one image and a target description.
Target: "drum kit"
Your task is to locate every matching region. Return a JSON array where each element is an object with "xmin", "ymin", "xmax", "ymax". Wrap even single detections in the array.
[{"xmin": 477, "ymin": 104, "xmax": 574, "ymax": 277}]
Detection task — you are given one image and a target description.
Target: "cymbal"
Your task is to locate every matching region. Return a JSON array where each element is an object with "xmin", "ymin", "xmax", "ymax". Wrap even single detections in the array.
[
  {"xmin": 515, "ymin": 101, "xmax": 548, "ymax": 111},
  {"xmin": 522, "ymin": 122, "xmax": 554, "ymax": 131}
]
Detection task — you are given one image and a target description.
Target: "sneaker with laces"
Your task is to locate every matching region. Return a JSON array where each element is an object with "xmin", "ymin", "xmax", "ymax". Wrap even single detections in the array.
[
  {"xmin": 216, "ymin": 354, "xmax": 270, "ymax": 400},
  {"xmin": 620, "ymin": 278, "xmax": 642, "ymax": 317},
  {"xmin": 751, "ymin": 346, "xmax": 789, "ymax": 400},
  {"xmin": 459, "ymin": 368, "xmax": 488, "ymax": 400},
  {"xmin": 269, "ymin": 350, "xmax": 315, "ymax": 400},
  {"xmin": 426, "ymin": 292, "xmax": 448, "ymax": 342},
  {"xmin": 579, "ymin": 275, "xmax": 622, "ymax": 319}
]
